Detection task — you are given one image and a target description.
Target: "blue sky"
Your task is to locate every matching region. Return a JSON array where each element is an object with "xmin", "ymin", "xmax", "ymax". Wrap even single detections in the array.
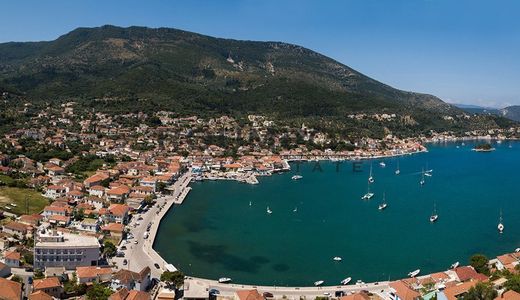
[{"xmin": 2, "ymin": 0, "xmax": 519, "ymax": 107}]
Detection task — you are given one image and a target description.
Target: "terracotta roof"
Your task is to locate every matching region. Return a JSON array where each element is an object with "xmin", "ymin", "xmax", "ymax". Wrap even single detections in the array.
[
  {"xmin": 3, "ymin": 221, "xmax": 29, "ymax": 232},
  {"xmin": 389, "ymin": 280, "xmax": 421, "ymax": 300},
  {"xmin": 76, "ymin": 266, "xmax": 113, "ymax": 279},
  {"xmin": 108, "ymin": 204, "xmax": 131, "ymax": 217},
  {"xmin": 29, "ymin": 290, "xmax": 53, "ymax": 300},
  {"xmin": 443, "ymin": 280, "xmax": 478, "ymax": 300},
  {"xmin": 44, "ymin": 206, "xmax": 67, "ymax": 213},
  {"xmin": 90, "ymin": 185, "xmax": 106, "ymax": 191},
  {"xmin": 0, "ymin": 277, "xmax": 22, "ymax": 300},
  {"xmin": 454, "ymin": 266, "xmax": 488, "ymax": 282},
  {"xmin": 102, "ymin": 223, "xmax": 125, "ymax": 233},
  {"xmin": 339, "ymin": 292, "xmax": 371, "ymax": 300},
  {"xmin": 127, "ymin": 290, "xmax": 151, "ymax": 300},
  {"xmin": 236, "ymin": 289, "xmax": 264, "ymax": 300},
  {"xmin": 4, "ymin": 251, "xmax": 20, "ymax": 260},
  {"xmin": 112, "ymin": 266, "xmax": 150, "ymax": 284},
  {"xmin": 496, "ymin": 290, "xmax": 520, "ymax": 300},
  {"xmin": 498, "ymin": 254, "xmax": 518, "ymax": 266},
  {"xmin": 84, "ymin": 173, "xmax": 109, "ymax": 184},
  {"xmin": 109, "ymin": 287, "xmax": 129, "ymax": 300},
  {"xmin": 107, "ymin": 185, "xmax": 131, "ymax": 196},
  {"xmin": 33, "ymin": 277, "xmax": 61, "ymax": 290}
]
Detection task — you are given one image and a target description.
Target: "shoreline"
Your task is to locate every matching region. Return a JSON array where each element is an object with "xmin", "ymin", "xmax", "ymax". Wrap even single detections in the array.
[{"xmin": 147, "ymin": 141, "xmax": 518, "ymax": 291}]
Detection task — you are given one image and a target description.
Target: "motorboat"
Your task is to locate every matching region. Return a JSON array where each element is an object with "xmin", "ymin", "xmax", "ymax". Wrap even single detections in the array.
[
  {"xmin": 333, "ymin": 256, "xmax": 342, "ymax": 261},
  {"xmin": 379, "ymin": 192, "xmax": 388, "ymax": 210},
  {"xmin": 379, "ymin": 161, "xmax": 386, "ymax": 168},
  {"xmin": 292, "ymin": 175, "xmax": 303, "ymax": 180},
  {"xmin": 515, "ymin": 248, "xmax": 520, "ymax": 253},
  {"xmin": 218, "ymin": 277, "xmax": 232, "ymax": 283},
  {"xmin": 293, "ymin": 207, "xmax": 297, "ymax": 212},
  {"xmin": 408, "ymin": 269, "xmax": 420, "ymax": 278},
  {"xmin": 267, "ymin": 207, "xmax": 272, "ymax": 214},
  {"xmin": 341, "ymin": 277, "xmax": 352, "ymax": 285},
  {"xmin": 451, "ymin": 261, "xmax": 460, "ymax": 269},
  {"xmin": 498, "ymin": 210, "xmax": 504, "ymax": 233},
  {"xmin": 314, "ymin": 280, "xmax": 324, "ymax": 286}
]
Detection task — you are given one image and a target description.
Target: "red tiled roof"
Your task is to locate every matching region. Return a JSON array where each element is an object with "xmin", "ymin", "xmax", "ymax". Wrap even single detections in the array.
[
  {"xmin": 0, "ymin": 277, "xmax": 22, "ymax": 300},
  {"xmin": 33, "ymin": 277, "xmax": 61, "ymax": 290}
]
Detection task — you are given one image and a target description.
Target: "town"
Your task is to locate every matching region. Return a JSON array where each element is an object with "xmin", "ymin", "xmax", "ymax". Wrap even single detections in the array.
[{"xmin": 0, "ymin": 101, "xmax": 519, "ymax": 299}]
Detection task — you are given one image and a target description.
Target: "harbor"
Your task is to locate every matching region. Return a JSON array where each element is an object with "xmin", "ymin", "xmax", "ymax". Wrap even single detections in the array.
[{"xmin": 155, "ymin": 141, "xmax": 520, "ymax": 286}]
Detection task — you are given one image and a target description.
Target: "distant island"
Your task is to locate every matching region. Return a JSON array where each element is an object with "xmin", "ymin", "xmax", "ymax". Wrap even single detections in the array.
[{"xmin": 472, "ymin": 143, "xmax": 495, "ymax": 152}]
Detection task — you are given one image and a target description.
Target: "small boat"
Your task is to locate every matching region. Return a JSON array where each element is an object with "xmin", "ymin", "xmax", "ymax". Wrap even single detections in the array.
[
  {"xmin": 361, "ymin": 182, "xmax": 374, "ymax": 200},
  {"xmin": 420, "ymin": 168, "xmax": 425, "ymax": 185},
  {"xmin": 395, "ymin": 160, "xmax": 400, "ymax": 175},
  {"xmin": 368, "ymin": 164, "xmax": 375, "ymax": 183},
  {"xmin": 451, "ymin": 261, "xmax": 460, "ymax": 269},
  {"xmin": 515, "ymin": 248, "xmax": 520, "ymax": 253},
  {"xmin": 408, "ymin": 269, "xmax": 420, "ymax": 278},
  {"xmin": 293, "ymin": 207, "xmax": 298, "ymax": 213},
  {"xmin": 267, "ymin": 207, "xmax": 272, "ymax": 214},
  {"xmin": 379, "ymin": 161, "xmax": 386, "ymax": 168},
  {"xmin": 341, "ymin": 277, "xmax": 352, "ymax": 285},
  {"xmin": 355, "ymin": 280, "xmax": 365, "ymax": 285},
  {"xmin": 314, "ymin": 280, "xmax": 324, "ymax": 286},
  {"xmin": 430, "ymin": 202, "xmax": 438, "ymax": 222},
  {"xmin": 249, "ymin": 201, "xmax": 252, "ymax": 206},
  {"xmin": 378, "ymin": 192, "xmax": 388, "ymax": 210},
  {"xmin": 425, "ymin": 173, "xmax": 432, "ymax": 177},
  {"xmin": 218, "ymin": 277, "xmax": 232, "ymax": 283},
  {"xmin": 292, "ymin": 175, "xmax": 303, "ymax": 180},
  {"xmin": 461, "ymin": 142, "xmax": 465, "ymax": 146},
  {"xmin": 498, "ymin": 210, "xmax": 504, "ymax": 233},
  {"xmin": 333, "ymin": 256, "xmax": 342, "ymax": 261}
]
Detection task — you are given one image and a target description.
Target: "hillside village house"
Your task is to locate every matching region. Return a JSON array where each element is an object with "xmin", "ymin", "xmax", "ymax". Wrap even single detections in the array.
[
  {"xmin": 106, "ymin": 185, "xmax": 131, "ymax": 203},
  {"xmin": 32, "ymin": 277, "xmax": 64, "ymax": 299},
  {"xmin": 76, "ymin": 266, "xmax": 113, "ymax": 284},
  {"xmin": 2, "ymin": 251, "xmax": 20, "ymax": 268},
  {"xmin": 0, "ymin": 277, "xmax": 22, "ymax": 300},
  {"xmin": 2, "ymin": 221, "xmax": 30, "ymax": 238},
  {"xmin": 101, "ymin": 204, "xmax": 131, "ymax": 224},
  {"xmin": 88, "ymin": 185, "xmax": 105, "ymax": 198},
  {"xmin": 84, "ymin": 173, "xmax": 110, "ymax": 188},
  {"xmin": 111, "ymin": 266, "xmax": 151, "ymax": 292},
  {"xmin": 44, "ymin": 185, "xmax": 66, "ymax": 200},
  {"xmin": 42, "ymin": 206, "xmax": 68, "ymax": 219}
]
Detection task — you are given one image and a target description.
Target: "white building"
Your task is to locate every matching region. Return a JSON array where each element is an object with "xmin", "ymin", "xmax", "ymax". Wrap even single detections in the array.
[{"xmin": 34, "ymin": 229, "xmax": 100, "ymax": 270}]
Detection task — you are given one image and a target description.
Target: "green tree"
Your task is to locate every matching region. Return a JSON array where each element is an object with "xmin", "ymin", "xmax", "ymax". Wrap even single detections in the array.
[
  {"xmin": 464, "ymin": 282, "xmax": 497, "ymax": 300},
  {"xmin": 505, "ymin": 274, "xmax": 520, "ymax": 293},
  {"xmin": 470, "ymin": 254, "xmax": 490, "ymax": 275},
  {"xmin": 23, "ymin": 252, "xmax": 34, "ymax": 265},
  {"xmin": 86, "ymin": 282, "xmax": 113, "ymax": 300},
  {"xmin": 11, "ymin": 275, "xmax": 23, "ymax": 284},
  {"xmin": 34, "ymin": 269, "xmax": 45, "ymax": 279},
  {"xmin": 160, "ymin": 271, "xmax": 185, "ymax": 288},
  {"xmin": 103, "ymin": 241, "xmax": 117, "ymax": 258}
]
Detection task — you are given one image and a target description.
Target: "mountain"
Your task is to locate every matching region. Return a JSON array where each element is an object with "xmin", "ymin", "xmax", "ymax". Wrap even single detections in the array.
[
  {"xmin": 451, "ymin": 103, "xmax": 501, "ymax": 116},
  {"xmin": 0, "ymin": 25, "xmax": 513, "ymax": 134},
  {"xmin": 500, "ymin": 106, "xmax": 520, "ymax": 122}
]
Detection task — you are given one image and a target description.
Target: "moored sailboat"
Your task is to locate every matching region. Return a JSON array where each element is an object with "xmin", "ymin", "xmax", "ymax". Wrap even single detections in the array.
[
  {"xmin": 378, "ymin": 192, "xmax": 388, "ymax": 210},
  {"xmin": 430, "ymin": 201, "xmax": 438, "ymax": 222}
]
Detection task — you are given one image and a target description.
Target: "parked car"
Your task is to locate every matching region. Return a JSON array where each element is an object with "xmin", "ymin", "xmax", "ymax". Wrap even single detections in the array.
[
  {"xmin": 262, "ymin": 292, "xmax": 273, "ymax": 298},
  {"xmin": 209, "ymin": 289, "xmax": 220, "ymax": 295},
  {"xmin": 154, "ymin": 263, "xmax": 160, "ymax": 269},
  {"xmin": 123, "ymin": 259, "xmax": 128, "ymax": 265}
]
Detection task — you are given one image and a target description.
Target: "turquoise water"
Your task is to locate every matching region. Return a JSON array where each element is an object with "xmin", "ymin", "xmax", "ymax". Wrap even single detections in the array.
[{"xmin": 154, "ymin": 141, "xmax": 520, "ymax": 286}]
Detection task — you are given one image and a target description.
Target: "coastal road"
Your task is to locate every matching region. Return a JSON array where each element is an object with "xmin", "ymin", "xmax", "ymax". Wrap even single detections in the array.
[
  {"xmin": 186, "ymin": 277, "xmax": 391, "ymax": 299},
  {"xmin": 111, "ymin": 171, "xmax": 192, "ymax": 279}
]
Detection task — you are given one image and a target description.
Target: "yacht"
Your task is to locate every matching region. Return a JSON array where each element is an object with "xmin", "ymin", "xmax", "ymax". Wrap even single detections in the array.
[
  {"xmin": 361, "ymin": 183, "xmax": 374, "ymax": 200},
  {"xmin": 379, "ymin": 161, "xmax": 386, "ymax": 168},
  {"xmin": 430, "ymin": 202, "xmax": 438, "ymax": 222},
  {"xmin": 451, "ymin": 261, "xmax": 460, "ymax": 269},
  {"xmin": 368, "ymin": 164, "xmax": 375, "ymax": 183},
  {"xmin": 314, "ymin": 280, "xmax": 324, "ymax": 286},
  {"xmin": 378, "ymin": 192, "xmax": 387, "ymax": 210},
  {"xmin": 267, "ymin": 207, "xmax": 272, "ymax": 214},
  {"xmin": 333, "ymin": 256, "xmax": 342, "ymax": 261},
  {"xmin": 218, "ymin": 277, "xmax": 232, "ymax": 283},
  {"xmin": 341, "ymin": 277, "xmax": 352, "ymax": 285},
  {"xmin": 498, "ymin": 211, "xmax": 504, "ymax": 233},
  {"xmin": 292, "ymin": 175, "xmax": 303, "ymax": 180},
  {"xmin": 408, "ymin": 269, "xmax": 420, "ymax": 278}
]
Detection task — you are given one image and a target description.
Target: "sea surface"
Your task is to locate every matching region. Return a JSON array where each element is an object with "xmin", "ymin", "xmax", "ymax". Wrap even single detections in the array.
[{"xmin": 154, "ymin": 141, "xmax": 520, "ymax": 286}]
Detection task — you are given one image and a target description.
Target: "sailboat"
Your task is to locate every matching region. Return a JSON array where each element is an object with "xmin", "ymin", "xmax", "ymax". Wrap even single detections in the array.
[
  {"xmin": 368, "ymin": 164, "xmax": 375, "ymax": 183},
  {"xmin": 378, "ymin": 192, "xmax": 387, "ymax": 210},
  {"xmin": 430, "ymin": 202, "xmax": 438, "ymax": 222},
  {"xmin": 395, "ymin": 160, "xmax": 400, "ymax": 175},
  {"xmin": 420, "ymin": 168, "xmax": 425, "ymax": 185},
  {"xmin": 361, "ymin": 182, "xmax": 374, "ymax": 200},
  {"xmin": 267, "ymin": 206, "xmax": 272, "ymax": 214},
  {"xmin": 498, "ymin": 210, "xmax": 504, "ymax": 233}
]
